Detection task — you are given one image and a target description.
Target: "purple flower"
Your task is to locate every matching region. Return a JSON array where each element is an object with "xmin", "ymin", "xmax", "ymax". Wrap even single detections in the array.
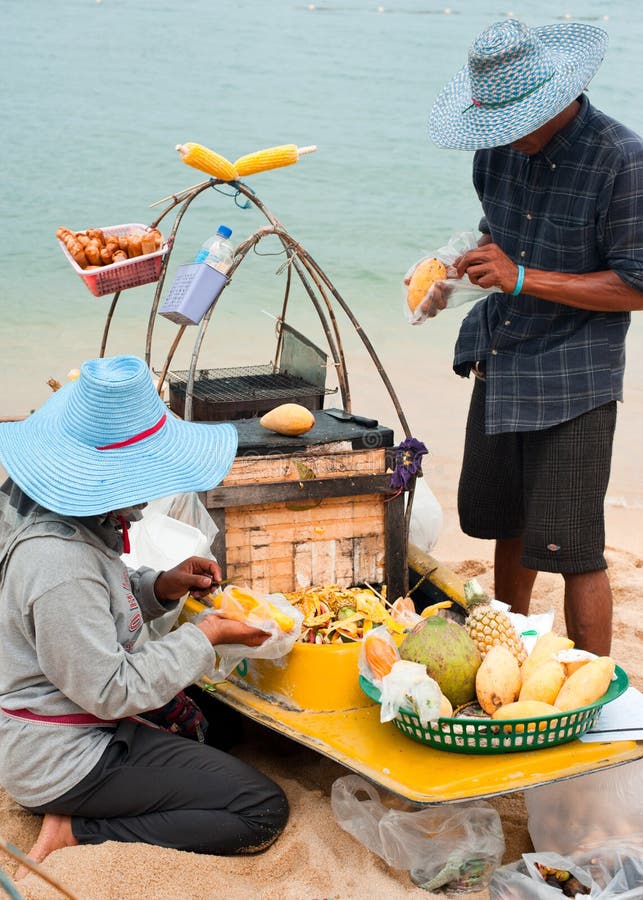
[{"xmin": 390, "ymin": 437, "xmax": 428, "ymax": 490}]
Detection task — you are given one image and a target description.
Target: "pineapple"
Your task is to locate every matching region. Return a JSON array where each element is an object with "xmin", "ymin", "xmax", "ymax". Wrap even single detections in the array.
[{"xmin": 463, "ymin": 578, "xmax": 527, "ymax": 665}]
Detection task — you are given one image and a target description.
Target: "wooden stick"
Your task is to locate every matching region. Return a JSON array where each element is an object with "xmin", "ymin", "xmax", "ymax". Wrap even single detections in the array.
[
  {"xmin": 148, "ymin": 180, "xmax": 209, "ymax": 208},
  {"xmin": 0, "ymin": 835, "xmax": 80, "ymax": 900},
  {"xmin": 364, "ymin": 581, "xmax": 390, "ymax": 606}
]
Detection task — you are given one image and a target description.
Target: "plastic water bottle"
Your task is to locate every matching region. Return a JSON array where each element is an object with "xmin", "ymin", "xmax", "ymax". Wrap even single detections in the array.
[{"xmin": 194, "ymin": 225, "xmax": 234, "ymax": 272}]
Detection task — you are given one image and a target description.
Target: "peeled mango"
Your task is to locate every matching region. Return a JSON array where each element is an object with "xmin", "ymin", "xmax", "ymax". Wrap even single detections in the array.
[
  {"xmin": 399, "ymin": 616, "xmax": 482, "ymax": 707},
  {"xmin": 259, "ymin": 403, "xmax": 315, "ymax": 436}
]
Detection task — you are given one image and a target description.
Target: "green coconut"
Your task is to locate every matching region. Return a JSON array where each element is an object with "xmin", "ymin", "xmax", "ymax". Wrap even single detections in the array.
[{"xmin": 399, "ymin": 617, "xmax": 482, "ymax": 707}]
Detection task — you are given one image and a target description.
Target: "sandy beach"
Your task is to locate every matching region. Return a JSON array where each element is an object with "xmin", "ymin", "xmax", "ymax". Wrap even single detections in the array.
[{"xmin": 1, "ymin": 318, "xmax": 642, "ymax": 898}]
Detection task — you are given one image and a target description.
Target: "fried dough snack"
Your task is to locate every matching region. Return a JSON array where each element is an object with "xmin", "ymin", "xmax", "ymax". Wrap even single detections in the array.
[{"xmin": 56, "ymin": 226, "xmax": 163, "ymax": 270}]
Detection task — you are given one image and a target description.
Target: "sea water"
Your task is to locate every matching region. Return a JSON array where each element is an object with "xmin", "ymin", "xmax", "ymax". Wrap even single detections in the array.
[{"xmin": 2, "ymin": 0, "xmax": 643, "ymax": 415}]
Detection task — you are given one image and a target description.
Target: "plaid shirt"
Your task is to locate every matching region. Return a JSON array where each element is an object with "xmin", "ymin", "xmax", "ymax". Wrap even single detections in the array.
[{"xmin": 454, "ymin": 95, "xmax": 643, "ymax": 434}]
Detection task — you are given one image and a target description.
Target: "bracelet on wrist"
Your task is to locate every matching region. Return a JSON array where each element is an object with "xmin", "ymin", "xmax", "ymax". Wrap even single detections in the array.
[{"xmin": 511, "ymin": 265, "xmax": 525, "ymax": 296}]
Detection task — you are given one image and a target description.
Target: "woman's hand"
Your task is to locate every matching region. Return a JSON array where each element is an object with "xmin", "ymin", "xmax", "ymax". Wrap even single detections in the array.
[
  {"xmin": 197, "ymin": 614, "xmax": 269, "ymax": 648},
  {"xmin": 154, "ymin": 557, "xmax": 223, "ymax": 602}
]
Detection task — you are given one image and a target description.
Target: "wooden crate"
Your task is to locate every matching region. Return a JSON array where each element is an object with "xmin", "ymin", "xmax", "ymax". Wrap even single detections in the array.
[{"xmin": 203, "ymin": 443, "xmax": 407, "ymax": 598}]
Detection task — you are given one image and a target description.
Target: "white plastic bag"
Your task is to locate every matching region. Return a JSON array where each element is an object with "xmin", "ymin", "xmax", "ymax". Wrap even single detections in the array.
[
  {"xmin": 127, "ymin": 492, "xmax": 218, "ymax": 571},
  {"xmin": 403, "ymin": 230, "xmax": 501, "ymax": 325},
  {"xmin": 408, "ymin": 477, "xmax": 443, "ymax": 554},
  {"xmin": 127, "ymin": 492, "xmax": 219, "ymax": 642},
  {"xmin": 380, "ymin": 660, "xmax": 442, "ymax": 728},
  {"xmin": 331, "ymin": 775, "xmax": 505, "ymax": 893}
]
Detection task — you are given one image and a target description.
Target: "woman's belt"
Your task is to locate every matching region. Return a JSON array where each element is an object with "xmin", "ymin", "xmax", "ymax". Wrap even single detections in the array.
[{"xmin": 1, "ymin": 707, "xmax": 157, "ymax": 729}]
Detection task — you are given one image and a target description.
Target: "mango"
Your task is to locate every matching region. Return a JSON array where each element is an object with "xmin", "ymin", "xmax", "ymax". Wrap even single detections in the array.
[
  {"xmin": 492, "ymin": 700, "xmax": 561, "ymax": 732},
  {"xmin": 519, "ymin": 658, "xmax": 566, "ymax": 705},
  {"xmin": 554, "ymin": 656, "xmax": 615, "ymax": 711},
  {"xmin": 407, "ymin": 257, "xmax": 447, "ymax": 312},
  {"xmin": 260, "ymin": 403, "xmax": 315, "ymax": 436},
  {"xmin": 556, "ymin": 648, "xmax": 597, "ymax": 678},
  {"xmin": 475, "ymin": 644, "xmax": 522, "ymax": 714},
  {"xmin": 439, "ymin": 693, "xmax": 453, "ymax": 718},
  {"xmin": 520, "ymin": 632, "xmax": 574, "ymax": 683}
]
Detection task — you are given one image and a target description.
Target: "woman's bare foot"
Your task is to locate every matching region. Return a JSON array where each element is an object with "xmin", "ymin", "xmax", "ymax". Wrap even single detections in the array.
[{"xmin": 15, "ymin": 813, "xmax": 79, "ymax": 880}]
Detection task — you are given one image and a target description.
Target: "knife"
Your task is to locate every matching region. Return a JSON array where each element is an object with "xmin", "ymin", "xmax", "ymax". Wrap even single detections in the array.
[{"xmin": 325, "ymin": 408, "xmax": 379, "ymax": 428}]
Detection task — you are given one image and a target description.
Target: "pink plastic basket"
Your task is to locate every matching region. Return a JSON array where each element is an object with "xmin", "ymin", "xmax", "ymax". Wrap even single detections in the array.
[{"xmin": 58, "ymin": 223, "xmax": 168, "ymax": 297}]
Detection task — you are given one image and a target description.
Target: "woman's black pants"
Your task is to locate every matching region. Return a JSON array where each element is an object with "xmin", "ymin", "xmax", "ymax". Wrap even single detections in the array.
[{"xmin": 26, "ymin": 720, "xmax": 289, "ymax": 854}]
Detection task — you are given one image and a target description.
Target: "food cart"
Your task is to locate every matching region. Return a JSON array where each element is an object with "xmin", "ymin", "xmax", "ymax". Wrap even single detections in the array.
[{"xmin": 65, "ymin": 162, "xmax": 642, "ymax": 807}]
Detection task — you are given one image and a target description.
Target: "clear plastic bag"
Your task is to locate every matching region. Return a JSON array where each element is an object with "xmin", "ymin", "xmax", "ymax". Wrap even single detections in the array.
[
  {"xmin": 185, "ymin": 584, "xmax": 304, "ymax": 683},
  {"xmin": 331, "ymin": 774, "xmax": 505, "ymax": 894},
  {"xmin": 358, "ymin": 627, "xmax": 443, "ymax": 726},
  {"xmin": 525, "ymin": 759, "xmax": 643, "ymax": 855},
  {"xmin": 403, "ymin": 230, "xmax": 501, "ymax": 325},
  {"xmin": 357, "ymin": 624, "xmax": 401, "ymax": 686},
  {"xmin": 489, "ymin": 842, "xmax": 643, "ymax": 899}
]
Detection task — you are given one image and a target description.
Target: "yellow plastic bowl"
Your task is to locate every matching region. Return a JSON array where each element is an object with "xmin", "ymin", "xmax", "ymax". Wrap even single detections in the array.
[{"xmin": 236, "ymin": 640, "xmax": 370, "ymax": 712}]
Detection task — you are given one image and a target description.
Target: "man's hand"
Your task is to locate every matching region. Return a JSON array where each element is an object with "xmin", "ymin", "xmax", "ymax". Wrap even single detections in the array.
[
  {"xmin": 455, "ymin": 243, "xmax": 520, "ymax": 293},
  {"xmin": 154, "ymin": 557, "xmax": 223, "ymax": 602},
  {"xmin": 416, "ymin": 280, "xmax": 455, "ymax": 319},
  {"xmin": 197, "ymin": 614, "xmax": 269, "ymax": 648}
]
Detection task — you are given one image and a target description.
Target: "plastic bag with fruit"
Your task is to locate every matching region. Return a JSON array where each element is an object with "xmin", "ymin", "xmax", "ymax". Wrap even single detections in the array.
[
  {"xmin": 524, "ymin": 759, "xmax": 643, "ymax": 857},
  {"xmin": 358, "ymin": 627, "xmax": 446, "ymax": 727},
  {"xmin": 331, "ymin": 774, "xmax": 505, "ymax": 894},
  {"xmin": 403, "ymin": 229, "xmax": 501, "ymax": 325},
  {"xmin": 489, "ymin": 843, "xmax": 643, "ymax": 899},
  {"xmin": 182, "ymin": 584, "xmax": 304, "ymax": 683}
]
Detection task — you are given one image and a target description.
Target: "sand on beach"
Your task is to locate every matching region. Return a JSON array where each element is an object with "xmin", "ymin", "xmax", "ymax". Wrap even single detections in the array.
[{"xmin": 1, "ymin": 334, "xmax": 642, "ymax": 899}]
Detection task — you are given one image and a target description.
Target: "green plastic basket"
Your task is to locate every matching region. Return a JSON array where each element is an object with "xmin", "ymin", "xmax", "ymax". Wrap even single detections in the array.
[{"xmin": 358, "ymin": 666, "xmax": 629, "ymax": 755}]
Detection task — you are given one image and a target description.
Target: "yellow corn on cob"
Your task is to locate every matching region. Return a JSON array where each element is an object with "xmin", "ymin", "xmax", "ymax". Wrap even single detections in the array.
[
  {"xmin": 176, "ymin": 143, "xmax": 239, "ymax": 182},
  {"xmin": 234, "ymin": 144, "xmax": 317, "ymax": 177}
]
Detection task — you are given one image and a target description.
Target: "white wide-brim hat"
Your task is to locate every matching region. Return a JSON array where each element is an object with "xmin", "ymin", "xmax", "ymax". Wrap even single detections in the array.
[
  {"xmin": 429, "ymin": 19, "xmax": 608, "ymax": 150},
  {"xmin": 0, "ymin": 355, "xmax": 238, "ymax": 516}
]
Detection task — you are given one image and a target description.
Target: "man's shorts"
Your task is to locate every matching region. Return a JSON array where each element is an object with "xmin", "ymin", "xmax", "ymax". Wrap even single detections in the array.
[{"xmin": 457, "ymin": 377, "xmax": 617, "ymax": 574}]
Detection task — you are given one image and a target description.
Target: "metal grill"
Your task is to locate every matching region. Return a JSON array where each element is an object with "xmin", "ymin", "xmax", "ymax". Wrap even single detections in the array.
[{"xmin": 166, "ymin": 365, "xmax": 333, "ymax": 422}]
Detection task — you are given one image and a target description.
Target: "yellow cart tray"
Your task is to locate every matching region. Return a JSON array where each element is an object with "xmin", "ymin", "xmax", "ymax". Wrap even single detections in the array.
[{"xmin": 213, "ymin": 679, "xmax": 642, "ymax": 804}]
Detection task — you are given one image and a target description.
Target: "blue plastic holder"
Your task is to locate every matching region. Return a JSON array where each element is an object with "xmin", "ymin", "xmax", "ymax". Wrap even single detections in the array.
[{"xmin": 159, "ymin": 263, "xmax": 228, "ymax": 326}]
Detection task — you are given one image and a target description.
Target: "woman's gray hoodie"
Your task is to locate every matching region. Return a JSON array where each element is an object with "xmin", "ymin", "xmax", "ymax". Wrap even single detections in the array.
[{"xmin": 0, "ymin": 480, "xmax": 215, "ymax": 807}]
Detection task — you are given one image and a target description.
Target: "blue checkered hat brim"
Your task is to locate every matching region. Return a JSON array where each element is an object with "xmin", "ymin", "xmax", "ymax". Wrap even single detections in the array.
[
  {"xmin": 429, "ymin": 20, "xmax": 608, "ymax": 150},
  {"xmin": 0, "ymin": 355, "xmax": 238, "ymax": 515}
]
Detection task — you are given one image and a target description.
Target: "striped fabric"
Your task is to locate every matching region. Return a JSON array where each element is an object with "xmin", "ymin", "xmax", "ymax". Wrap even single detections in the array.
[{"xmin": 454, "ymin": 95, "xmax": 643, "ymax": 434}]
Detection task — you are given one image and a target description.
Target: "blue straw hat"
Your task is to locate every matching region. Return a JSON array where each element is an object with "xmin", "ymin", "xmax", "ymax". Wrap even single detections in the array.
[
  {"xmin": 429, "ymin": 19, "xmax": 608, "ymax": 150},
  {"xmin": 0, "ymin": 355, "xmax": 238, "ymax": 516}
]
